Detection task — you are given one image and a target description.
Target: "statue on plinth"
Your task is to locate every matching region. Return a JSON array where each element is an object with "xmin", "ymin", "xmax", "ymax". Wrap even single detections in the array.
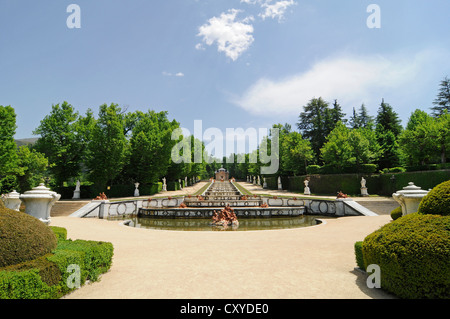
[
  {"xmin": 278, "ymin": 177, "xmax": 282, "ymax": 190},
  {"xmin": 162, "ymin": 177, "xmax": 167, "ymax": 192},
  {"xmin": 73, "ymin": 180, "xmax": 81, "ymax": 199},
  {"xmin": 360, "ymin": 177, "xmax": 369, "ymax": 196},
  {"xmin": 134, "ymin": 182, "xmax": 140, "ymax": 197},
  {"xmin": 304, "ymin": 179, "xmax": 311, "ymax": 195}
]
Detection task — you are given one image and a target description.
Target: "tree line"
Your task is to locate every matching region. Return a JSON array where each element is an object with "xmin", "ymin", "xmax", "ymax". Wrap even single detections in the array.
[
  {"xmin": 224, "ymin": 76, "xmax": 450, "ymax": 178},
  {"xmin": 0, "ymin": 102, "xmax": 220, "ymax": 194},
  {"xmin": 0, "ymin": 76, "xmax": 449, "ymax": 194}
]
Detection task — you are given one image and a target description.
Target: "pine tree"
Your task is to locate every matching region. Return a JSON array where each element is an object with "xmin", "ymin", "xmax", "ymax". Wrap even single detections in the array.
[
  {"xmin": 431, "ymin": 76, "xmax": 450, "ymax": 117},
  {"xmin": 349, "ymin": 107, "xmax": 360, "ymax": 129},
  {"xmin": 375, "ymin": 99, "xmax": 402, "ymax": 169},
  {"xmin": 358, "ymin": 104, "xmax": 374, "ymax": 129},
  {"xmin": 376, "ymin": 99, "xmax": 402, "ymax": 136},
  {"xmin": 331, "ymin": 99, "xmax": 347, "ymax": 125},
  {"xmin": 297, "ymin": 97, "xmax": 330, "ymax": 163}
]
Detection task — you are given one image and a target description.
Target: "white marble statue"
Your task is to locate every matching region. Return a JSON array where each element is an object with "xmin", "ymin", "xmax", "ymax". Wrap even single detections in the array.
[
  {"xmin": 134, "ymin": 182, "xmax": 140, "ymax": 197},
  {"xmin": 304, "ymin": 179, "xmax": 311, "ymax": 195}
]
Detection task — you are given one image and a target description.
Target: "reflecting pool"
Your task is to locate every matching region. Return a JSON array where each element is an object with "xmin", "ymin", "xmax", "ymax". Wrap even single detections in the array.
[{"xmin": 115, "ymin": 215, "xmax": 323, "ymax": 232}]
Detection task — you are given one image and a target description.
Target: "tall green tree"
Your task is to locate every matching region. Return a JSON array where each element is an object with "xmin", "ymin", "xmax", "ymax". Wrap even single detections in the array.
[
  {"xmin": 321, "ymin": 122, "xmax": 379, "ymax": 172},
  {"xmin": 126, "ymin": 110, "xmax": 180, "ymax": 184},
  {"xmin": 431, "ymin": 76, "xmax": 450, "ymax": 117},
  {"xmin": 375, "ymin": 99, "xmax": 402, "ymax": 136},
  {"xmin": 15, "ymin": 146, "xmax": 49, "ymax": 192},
  {"xmin": 0, "ymin": 105, "xmax": 18, "ymax": 175},
  {"xmin": 320, "ymin": 122, "xmax": 353, "ymax": 171},
  {"xmin": 330, "ymin": 99, "xmax": 347, "ymax": 126},
  {"xmin": 375, "ymin": 99, "xmax": 402, "ymax": 169},
  {"xmin": 297, "ymin": 97, "xmax": 330, "ymax": 162},
  {"xmin": 399, "ymin": 110, "xmax": 450, "ymax": 165},
  {"xmin": 33, "ymin": 102, "xmax": 86, "ymax": 187},
  {"xmin": 87, "ymin": 103, "xmax": 128, "ymax": 188},
  {"xmin": 351, "ymin": 104, "xmax": 375, "ymax": 129},
  {"xmin": 280, "ymin": 131, "xmax": 314, "ymax": 175}
]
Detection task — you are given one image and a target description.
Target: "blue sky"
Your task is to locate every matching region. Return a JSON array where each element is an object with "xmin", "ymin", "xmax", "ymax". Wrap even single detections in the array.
[{"xmin": 1, "ymin": 0, "xmax": 450, "ymax": 151}]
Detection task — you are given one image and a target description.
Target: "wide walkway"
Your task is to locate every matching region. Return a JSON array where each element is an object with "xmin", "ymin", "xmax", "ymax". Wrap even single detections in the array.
[{"xmin": 52, "ymin": 181, "xmax": 396, "ymax": 299}]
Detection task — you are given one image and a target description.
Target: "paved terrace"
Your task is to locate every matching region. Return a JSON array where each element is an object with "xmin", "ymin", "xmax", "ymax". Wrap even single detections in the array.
[{"xmin": 52, "ymin": 181, "xmax": 397, "ymax": 299}]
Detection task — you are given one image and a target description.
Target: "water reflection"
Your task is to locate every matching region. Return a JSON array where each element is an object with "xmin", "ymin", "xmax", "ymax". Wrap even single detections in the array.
[{"xmin": 119, "ymin": 215, "xmax": 321, "ymax": 232}]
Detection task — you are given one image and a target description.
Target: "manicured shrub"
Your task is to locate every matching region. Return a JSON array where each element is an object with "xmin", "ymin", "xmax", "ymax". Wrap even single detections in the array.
[
  {"xmin": 362, "ymin": 213, "xmax": 450, "ymax": 299},
  {"xmin": 417, "ymin": 180, "xmax": 450, "ymax": 216},
  {"xmin": 390, "ymin": 206, "xmax": 403, "ymax": 220},
  {"xmin": 50, "ymin": 226, "xmax": 67, "ymax": 241},
  {"xmin": 0, "ymin": 207, "xmax": 57, "ymax": 268},
  {"xmin": 354, "ymin": 241, "xmax": 365, "ymax": 270},
  {"xmin": 0, "ymin": 226, "xmax": 114, "ymax": 299},
  {"xmin": 0, "ymin": 268, "xmax": 57, "ymax": 299},
  {"xmin": 56, "ymin": 239, "xmax": 114, "ymax": 281}
]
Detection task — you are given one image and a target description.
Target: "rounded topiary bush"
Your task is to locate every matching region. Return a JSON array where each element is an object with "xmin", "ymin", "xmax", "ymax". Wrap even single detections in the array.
[
  {"xmin": 362, "ymin": 213, "xmax": 450, "ymax": 299},
  {"xmin": 390, "ymin": 206, "xmax": 403, "ymax": 220},
  {"xmin": 418, "ymin": 180, "xmax": 450, "ymax": 216},
  {"xmin": 0, "ymin": 206, "xmax": 57, "ymax": 268}
]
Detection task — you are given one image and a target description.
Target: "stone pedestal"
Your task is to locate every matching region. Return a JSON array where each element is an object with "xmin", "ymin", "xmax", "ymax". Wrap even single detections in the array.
[
  {"xmin": 134, "ymin": 183, "xmax": 140, "ymax": 197},
  {"xmin": 304, "ymin": 180, "xmax": 310, "ymax": 195},
  {"xmin": 361, "ymin": 187, "xmax": 369, "ymax": 197},
  {"xmin": 73, "ymin": 180, "xmax": 81, "ymax": 199},
  {"xmin": 2, "ymin": 190, "xmax": 21, "ymax": 211},
  {"xmin": 72, "ymin": 190, "xmax": 81, "ymax": 199},
  {"xmin": 392, "ymin": 182, "xmax": 429, "ymax": 216},
  {"xmin": 304, "ymin": 187, "xmax": 311, "ymax": 196},
  {"xmin": 19, "ymin": 184, "xmax": 61, "ymax": 225}
]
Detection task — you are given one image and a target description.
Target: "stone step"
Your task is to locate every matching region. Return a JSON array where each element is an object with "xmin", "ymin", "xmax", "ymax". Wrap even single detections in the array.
[
  {"xmin": 51, "ymin": 201, "xmax": 91, "ymax": 217},
  {"xmin": 355, "ymin": 200, "xmax": 399, "ymax": 216}
]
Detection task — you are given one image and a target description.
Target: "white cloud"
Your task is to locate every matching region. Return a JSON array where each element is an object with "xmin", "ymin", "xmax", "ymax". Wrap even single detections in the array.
[
  {"xmin": 162, "ymin": 71, "xmax": 185, "ymax": 77},
  {"xmin": 233, "ymin": 50, "xmax": 443, "ymax": 116},
  {"xmin": 241, "ymin": 0, "xmax": 296, "ymax": 21},
  {"xmin": 197, "ymin": 9, "xmax": 254, "ymax": 61},
  {"xmin": 259, "ymin": 0, "xmax": 296, "ymax": 21}
]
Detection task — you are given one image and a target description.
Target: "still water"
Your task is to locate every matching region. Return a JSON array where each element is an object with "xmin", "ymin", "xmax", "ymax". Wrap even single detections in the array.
[{"xmin": 117, "ymin": 215, "xmax": 321, "ymax": 232}]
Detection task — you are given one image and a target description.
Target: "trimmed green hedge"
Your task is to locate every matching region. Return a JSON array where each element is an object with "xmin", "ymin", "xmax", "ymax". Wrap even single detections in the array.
[
  {"xmin": 354, "ymin": 241, "xmax": 365, "ymax": 271},
  {"xmin": 49, "ymin": 226, "xmax": 67, "ymax": 241},
  {"xmin": 264, "ymin": 170, "xmax": 450, "ymax": 196},
  {"xmin": 362, "ymin": 213, "xmax": 450, "ymax": 299},
  {"xmin": 390, "ymin": 206, "xmax": 403, "ymax": 221},
  {"xmin": 0, "ymin": 208, "xmax": 57, "ymax": 268},
  {"xmin": 0, "ymin": 227, "xmax": 114, "ymax": 299},
  {"xmin": 55, "ymin": 182, "xmax": 163, "ymax": 199},
  {"xmin": 418, "ymin": 180, "xmax": 450, "ymax": 216}
]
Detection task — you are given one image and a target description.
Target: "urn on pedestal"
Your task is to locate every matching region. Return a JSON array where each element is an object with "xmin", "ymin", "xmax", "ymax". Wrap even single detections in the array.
[
  {"xmin": 2, "ymin": 190, "xmax": 21, "ymax": 211},
  {"xmin": 19, "ymin": 184, "xmax": 61, "ymax": 225},
  {"xmin": 392, "ymin": 182, "xmax": 429, "ymax": 216}
]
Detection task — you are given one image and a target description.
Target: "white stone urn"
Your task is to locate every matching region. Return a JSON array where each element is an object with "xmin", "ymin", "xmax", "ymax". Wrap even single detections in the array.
[
  {"xmin": 2, "ymin": 190, "xmax": 22, "ymax": 211},
  {"xmin": 392, "ymin": 182, "xmax": 429, "ymax": 216},
  {"xmin": 19, "ymin": 184, "xmax": 61, "ymax": 225}
]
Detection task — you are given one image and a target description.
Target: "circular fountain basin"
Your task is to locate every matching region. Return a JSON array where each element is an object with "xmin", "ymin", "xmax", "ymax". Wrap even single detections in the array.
[{"xmin": 115, "ymin": 215, "xmax": 323, "ymax": 232}]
